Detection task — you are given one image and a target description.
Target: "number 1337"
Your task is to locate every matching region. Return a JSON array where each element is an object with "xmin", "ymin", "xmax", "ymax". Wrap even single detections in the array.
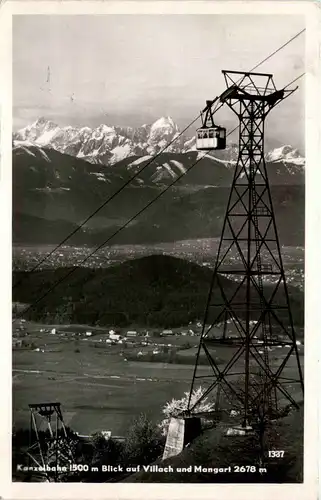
[{"xmin": 268, "ymin": 450, "xmax": 284, "ymax": 458}]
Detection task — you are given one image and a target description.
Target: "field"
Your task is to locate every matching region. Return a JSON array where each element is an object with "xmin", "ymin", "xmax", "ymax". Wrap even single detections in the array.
[
  {"xmin": 12, "ymin": 321, "xmax": 304, "ymax": 438},
  {"xmin": 12, "ymin": 324, "xmax": 207, "ymax": 436}
]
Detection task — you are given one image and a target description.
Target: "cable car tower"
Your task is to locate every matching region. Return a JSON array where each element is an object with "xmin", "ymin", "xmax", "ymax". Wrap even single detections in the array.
[
  {"xmin": 188, "ymin": 71, "xmax": 304, "ymax": 453},
  {"xmin": 26, "ymin": 402, "xmax": 76, "ymax": 482}
]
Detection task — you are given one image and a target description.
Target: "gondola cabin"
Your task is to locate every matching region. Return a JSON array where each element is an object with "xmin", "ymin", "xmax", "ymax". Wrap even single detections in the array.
[{"xmin": 196, "ymin": 126, "xmax": 226, "ymax": 151}]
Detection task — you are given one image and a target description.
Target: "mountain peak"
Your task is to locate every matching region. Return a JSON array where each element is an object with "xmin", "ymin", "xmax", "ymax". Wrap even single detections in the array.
[
  {"xmin": 33, "ymin": 116, "xmax": 48, "ymax": 126},
  {"xmin": 37, "ymin": 116, "xmax": 47, "ymax": 123},
  {"xmin": 28, "ymin": 117, "xmax": 60, "ymax": 133},
  {"xmin": 97, "ymin": 124, "xmax": 115, "ymax": 132},
  {"xmin": 32, "ymin": 116, "xmax": 56, "ymax": 127},
  {"xmin": 266, "ymin": 145, "xmax": 304, "ymax": 164},
  {"xmin": 151, "ymin": 116, "xmax": 178, "ymax": 130}
]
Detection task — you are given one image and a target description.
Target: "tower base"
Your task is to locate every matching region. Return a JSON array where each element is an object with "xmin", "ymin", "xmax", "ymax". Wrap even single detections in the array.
[{"xmin": 162, "ymin": 416, "xmax": 201, "ymax": 460}]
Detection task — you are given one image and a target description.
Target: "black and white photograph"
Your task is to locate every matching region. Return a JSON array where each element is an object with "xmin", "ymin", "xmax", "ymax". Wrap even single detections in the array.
[{"xmin": 4, "ymin": 2, "xmax": 319, "ymax": 492}]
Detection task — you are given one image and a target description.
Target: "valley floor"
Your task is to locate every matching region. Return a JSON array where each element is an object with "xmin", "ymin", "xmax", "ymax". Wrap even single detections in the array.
[
  {"xmin": 12, "ymin": 323, "xmax": 203, "ymax": 435},
  {"xmin": 12, "ymin": 321, "xmax": 304, "ymax": 437}
]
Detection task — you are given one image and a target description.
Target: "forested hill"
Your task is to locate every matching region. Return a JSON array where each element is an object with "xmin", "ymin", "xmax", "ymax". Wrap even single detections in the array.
[{"xmin": 12, "ymin": 255, "xmax": 304, "ymax": 328}]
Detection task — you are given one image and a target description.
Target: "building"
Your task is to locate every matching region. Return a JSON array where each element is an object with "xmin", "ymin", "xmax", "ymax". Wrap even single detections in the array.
[
  {"xmin": 161, "ymin": 329, "xmax": 173, "ymax": 336},
  {"xmin": 127, "ymin": 330, "xmax": 137, "ymax": 337},
  {"xmin": 109, "ymin": 333, "xmax": 121, "ymax": 341}
]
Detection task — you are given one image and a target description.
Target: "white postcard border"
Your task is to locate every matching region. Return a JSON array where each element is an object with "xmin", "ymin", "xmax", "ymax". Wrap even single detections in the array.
[{"xmin": 0, "ymin": 2, "xmax": 320, "ymax": 499}]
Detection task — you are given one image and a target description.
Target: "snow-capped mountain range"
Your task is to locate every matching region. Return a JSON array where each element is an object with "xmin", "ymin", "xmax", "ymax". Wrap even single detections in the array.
[
  {"xmin": 12, "ymin": 117, "xmax": 305, "ymax": 247},
  {"xmin": 13, "ymin": 116, "xmax": 194, "ymax": 165},
  {"xmin": 265, "ymin": 145, "xmax": 305, "ymax": 166},
  {"xmin": 13, "ymin": 116, "xmax": 305, "ymax": 168}
]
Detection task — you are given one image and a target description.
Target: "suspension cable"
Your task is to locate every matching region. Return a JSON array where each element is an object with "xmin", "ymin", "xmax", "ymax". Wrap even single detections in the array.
[
  {"xmin": 12, "ymin": 115, "xmax": 200, "ymax": 288},
  {"xmin": 13, "ymin": 29, "xmax": 306, "ymax": 286},
  {"xmin": 12, "ymin": 66, "xmax": 305, "ymax": 323},
  {"xmin": 13, "ymin": 151, "xmax": 207, "ymax": 323}
]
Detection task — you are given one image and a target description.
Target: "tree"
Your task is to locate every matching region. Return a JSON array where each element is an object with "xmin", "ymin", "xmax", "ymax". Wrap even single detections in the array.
[
  {"xmin": 91, "ymin": 432, "xmax": 123, "ymax": 467},
  {"xmin": 122, "ymin": 413, "xmax": 164, "ymax": 466},
  {"xmin": 159, "ymin": 387, "xmax": 215, "ymax": 436}
]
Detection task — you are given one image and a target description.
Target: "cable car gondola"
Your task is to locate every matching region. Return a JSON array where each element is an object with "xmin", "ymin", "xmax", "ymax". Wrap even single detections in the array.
[
  {"xmin": 196, "ymin": 99, "xmax": 226, "ymax": 151},
  {"xmin": 196, "ymin": 125, "xmax": 226, "ymax": 151}
]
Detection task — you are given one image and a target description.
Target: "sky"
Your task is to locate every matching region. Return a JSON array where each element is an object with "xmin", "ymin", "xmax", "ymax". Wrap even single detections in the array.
[{"xmin": 13, "ymin": 14, "xmax": 305, "ymax": 150}]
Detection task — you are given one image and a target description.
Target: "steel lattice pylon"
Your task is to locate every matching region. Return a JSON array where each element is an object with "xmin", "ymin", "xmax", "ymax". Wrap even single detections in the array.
[
  {"xmin": 27, "ymin": 402, "xmax": 76, "ymax": 482},
  {"xmin": 188, "ymin": 71, "xmax": 304, "ymax": 435}
]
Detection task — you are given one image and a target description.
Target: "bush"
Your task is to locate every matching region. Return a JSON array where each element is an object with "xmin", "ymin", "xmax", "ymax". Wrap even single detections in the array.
[
  {"xmin": 90, "ymin": 432, "xmax": 123, "ymax": 467},
  {"xmin": 122, "ymin": 413, "xmax": 164, "ymax": 466}
]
